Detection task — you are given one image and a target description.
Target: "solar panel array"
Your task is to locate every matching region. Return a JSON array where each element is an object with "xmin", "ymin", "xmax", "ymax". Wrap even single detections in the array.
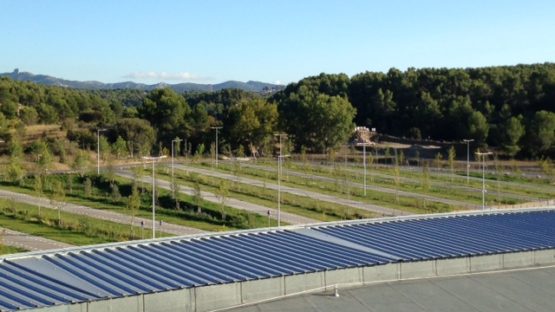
[
  {"xmin": 316, "ymin": 211, "xmax": 555, "ymax": 261},
  {"xmin": 1, "ymin": 210, "xmax": 555, "ymax": 311}
]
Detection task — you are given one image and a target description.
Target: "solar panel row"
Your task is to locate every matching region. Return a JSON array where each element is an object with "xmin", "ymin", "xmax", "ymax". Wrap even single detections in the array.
[
  {"xmin": 0, "ymin": 210, "xmax": 554, "ymax": 311},
  {"xmin": 316, "ymin": 211, "xmax": 555, "ymax": 260}
]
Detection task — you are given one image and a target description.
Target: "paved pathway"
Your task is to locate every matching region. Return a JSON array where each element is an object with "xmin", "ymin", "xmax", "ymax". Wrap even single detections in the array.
[
  {"xmin": 116, "ymin": 171, "xmax": 318, "ymax": 225},
  {"xmin": 174, "ymin": 165, "xmax": 407, "ymax": 216},
  {"xmin": 0, "ymin": 189, "xmax": 204, "ymax": 236},
  {"xmin": 0, "ymin": 227, "xmax": 72, "ymax": 251}
]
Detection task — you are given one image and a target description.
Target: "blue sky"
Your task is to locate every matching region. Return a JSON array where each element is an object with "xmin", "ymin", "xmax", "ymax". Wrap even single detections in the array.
[{"xmin": 1, "ymin": 0, "xmax": 554, "ymax": 84}]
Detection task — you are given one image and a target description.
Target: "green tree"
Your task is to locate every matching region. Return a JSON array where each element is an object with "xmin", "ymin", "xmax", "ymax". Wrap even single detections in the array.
[
  {"xmin": 110, "ymin": 183, "xmax": 121, "ymax": 202},
  {"xmin": 33, "ymin": 174, "xmax": 44, "ymax": 216},
  {"xmin": 467, "ymin": 111, "xmax": 489, "ymax": 144},
  {"xmin": 7, "ymin": 136, "xmax": 25, "ymax": 185},
  {"xmin": 500, "ymin": 116, "xmax": 525, "ymax": 157},
  {"xmin": 226, "ymin": 98, "xmax": 278, "ymax": 153},
  {"xmin": 72, "ymin": 151, "xmax": 90, "ymax": 176},
  {"xmin": 527, "ymin": 111, "xmax": 555, "ymax": 157},
  {"xmin": 19, "ymin": 106, "xmax": 39, "ymax": 125},
  {"xmin": 50, "ymin": 180, "xmax": 65, "ymax": 225},
  {"xmin": 217, "ymin": 180, "xmax": 229, "ymax": 222},
  {"xmin": 434, "ymin": 152, "xmax": 443, "ymax": 174},
  {"xmin": 112, "ymin": 136, "xmax": 128, "ymax": 159},
  {"xmin": 114, "ymin": 118, "xmax": 156, "ymax": 157},
  {"xmin": 127, "ymin": 184, "xmax": 141, "ymax": 238},
  {"xmin": 448, "ymin": 146, "xmax": 456, "ymax": 180},
  {"xmin": 193, "ymin": 180, "xmax": 202, "ymax": 214},
  {"xmin": 138, "ymin": 88, "xmax": 190, "ymax": 145},
  {"xmin": 31, "ymin": 140, "xmax": 53, "ymax": 173},
  {"xmin": 84, "ymin": 177, "xmax": 92, "ymax": 197},
  {"xmin": 279, "ymin": 89, "xmax": 356, "ymax": 152}
]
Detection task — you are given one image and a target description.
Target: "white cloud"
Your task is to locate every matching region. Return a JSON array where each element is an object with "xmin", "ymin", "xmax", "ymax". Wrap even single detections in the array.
[{"xmin": 123, "ymin": 71, "xmax": 208, "ymax": 82}]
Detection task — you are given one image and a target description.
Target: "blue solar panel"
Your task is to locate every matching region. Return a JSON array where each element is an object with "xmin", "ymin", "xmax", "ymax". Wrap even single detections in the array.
[
  {"xmin": 1, "ymin": 210, "xmax": 555, "ymax": 311},
  {"xmin": 315, "ymin": 211, "xmax": 555, "ymax": 261}
]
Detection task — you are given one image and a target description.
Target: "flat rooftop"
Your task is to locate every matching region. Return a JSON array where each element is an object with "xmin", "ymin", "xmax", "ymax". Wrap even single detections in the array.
[{"xmin": 230, "ymin": 266, "xmax": 555, "ymax": 312}]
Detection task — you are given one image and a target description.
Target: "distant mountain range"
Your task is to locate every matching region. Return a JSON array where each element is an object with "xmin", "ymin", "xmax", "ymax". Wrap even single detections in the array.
[{"xmin": 0, "ymin": 69, "xmax": 285, "ymax": 93}]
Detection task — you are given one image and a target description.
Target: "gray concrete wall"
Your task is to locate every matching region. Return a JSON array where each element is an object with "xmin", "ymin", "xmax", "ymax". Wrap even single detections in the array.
[
  {"xmin": 400, "ymin": 260, "xmax": 436, "ymax": 279},
  {"xmin": 324, "ymin": 268, "xmax": 362, "ymax": 288},
  {"xmin": 363, "ymin": 263, "xmax": 399, "ymax": 282},
  {"xmin": 241, "ymin": 277, "xmax": 284, "ymax": 304},
  {"xmin": 88, "ymin": 296, "xmax": 143, "ymax": 312},
  {"xmin": 29, "ymin": 248, "xmax": 555, "ymax": 312},
  {"xmin": 534, "ymin": 249, "xmax": 555, "ymax": 265},
  {"xmin": 435, "ymin": 257, "xmax": 469, "ymax": 276},
  {"xmin": 469, "ymin": 254, "xmax": 503, "ymax": 272},
  {"xmin": 194, "ymin": 283, "xmax": 241, "ymax": 312},
  {"xmin": 284, "ymin": 272, "xmax": 325, "ymax": 295},
  {"xmin": 503, "ymin": 251, "xmax": 534, "ymax": 268},
  {"xmin": 143, "ymin": 289, "xmax": 193, "ymax": 312}
]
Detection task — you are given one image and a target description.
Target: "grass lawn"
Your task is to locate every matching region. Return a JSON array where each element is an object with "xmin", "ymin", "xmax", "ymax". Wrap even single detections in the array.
[{"xmin": 0, "ymin": 198, "xmax": 171, "ymax": 246}]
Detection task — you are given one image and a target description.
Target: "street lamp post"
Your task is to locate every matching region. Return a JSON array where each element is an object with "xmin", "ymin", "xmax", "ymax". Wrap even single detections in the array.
[
  {"xmin": 463, "ymin": 139, "xmax": 474, "ymax": 184},
  {"xmin": 142, "ymin": 155, "xmax": 167, "ymax": 239},
  {"xmin": 274, "ymin": 133, "xmax": 288, "ymax": 227},
  {"xmin": 277, "ymin": 154, "xmax": 290, "ymax": 227},
  {"xmin": 475, "ymin": 151, "xmax": 492, "ymax": 210},
  {"xmin": 96, "ymin": 128, "xmax": 107, "ymax": 175},
  {"xmin": 356, "ymin": 142, "xmax": 372, "ymax": 196},
  {"xmin": 171, "ymin": 137, "xmax": 182, "ymax": 189},
  {"xmin": 211, "ymin": 127, "xmax": 222, "ymax": 167}
]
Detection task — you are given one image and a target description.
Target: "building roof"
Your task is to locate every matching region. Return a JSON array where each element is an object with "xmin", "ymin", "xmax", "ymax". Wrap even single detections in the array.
[
  {"xmin": 1, "ymin": 208, "xmax": 555, "ymax": 311},
  {"xmin": 230, "ymin": 266, "xmax": 555, "ymax": 312}
]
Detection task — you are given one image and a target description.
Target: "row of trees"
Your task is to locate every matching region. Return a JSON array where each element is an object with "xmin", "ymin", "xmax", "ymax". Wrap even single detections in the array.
[{"xmin": 0, "ymin": 63, "xmax": 554, "ymax": 159}]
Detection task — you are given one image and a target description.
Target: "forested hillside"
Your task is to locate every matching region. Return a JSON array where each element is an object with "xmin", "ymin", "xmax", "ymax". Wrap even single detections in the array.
[
  {"xmin": 0, "ymin": 63, "xmax": 554, "ymax": 162},
  {"xmin": 275, "ymin": 64, "xmax": 555, "ymax": 157}
]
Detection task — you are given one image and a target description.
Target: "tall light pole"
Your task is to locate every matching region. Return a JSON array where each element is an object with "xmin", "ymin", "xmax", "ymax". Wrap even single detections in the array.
[
  {"xmin": 277, "ymin": 154, "xmax": 290, "ymax": 227},
  {"xmin": 463, "ymin": 139, "xmax": 474, "ymax": 184},
  {"xmin": 274, "ymin": 133, "xmax": 288, "ymax": 227},
  {"xmin": 96, "ymin": 128, "xmax": 107, "ymax": 175},
  {"xmin": 475, "ymin": 151, "xmax": 492, "ymax": 210},
  {"xmin": 211, "ymin": 127, "xmax": 222, "ymax": 167},
  {"xmin": 356, "ymin": 142, "xmax": 372, "ymax": 196},
  {"xmin": 142, "ymin": 155, "xmax": 167, "ymax": 238},
  {"xmin": 171, "ymin": 137, "xmax": 182, "ymax": 188}
]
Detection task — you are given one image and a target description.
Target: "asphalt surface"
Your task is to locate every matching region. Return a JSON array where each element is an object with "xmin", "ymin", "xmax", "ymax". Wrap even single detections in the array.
[
  {"xmin": 0, "ymin": 189, "xmax": 204, "ymax": 236},
  {"xmin": 231, "ymin": 266, "xmax": 555, "ymax": 312},
  {"xmin": 176, "ymin": 164, "xmax": 410, "ymax": 216},
  {"xmin": 0, "ymin": 227, "xmax": 72, "ymax": 251},
  {"xmin": 116, "ymin": 170, "xmax": 318, "ymax": 225}
]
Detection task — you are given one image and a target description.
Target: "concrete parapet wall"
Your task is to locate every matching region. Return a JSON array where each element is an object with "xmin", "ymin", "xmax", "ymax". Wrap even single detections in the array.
[
  {"xmin": 284, "ymin": 272, "xmax": 324, "ymax": 295},
  {"xmin": 503, "ymin": 251, "xmax": 534, "ymax": 268},
  {"xmin": 194, "ymin": 283, "xmax": 241, "ymax": 312},
  {"xmin": 143, "ymin": 289, "xmax": 192, "ymax": 312},
  {"xmin": 435, "ymin": 257, "xmax": 469, "ymax": 276},
  {"xmin": 534, "ymin": 249, "xmax": 555, "ymax": 265},
  {"xmin": 400, "ymin": 260, "xmax": 436, "ymax": 279},
  {"xmin": 88, "ymin": 296, "xmax": 143, "ymax": 312},
  {"xmin": 241, "ymin": 277, "xmax": 284, "ymax": 304},
  {"xmin": 470, "ymin": 254, "xmax": 503, "ymax": 272},
  {"xmin": 325, "ymin": 267, "xmax": 362, "ymax": 288},
  {"xmin": 30, "ymin": 249, "xmax": 555, "ymax": 312},
  {"xmin": 363, "ymin": 263, "xmax": 399, "ymax": 282}
]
